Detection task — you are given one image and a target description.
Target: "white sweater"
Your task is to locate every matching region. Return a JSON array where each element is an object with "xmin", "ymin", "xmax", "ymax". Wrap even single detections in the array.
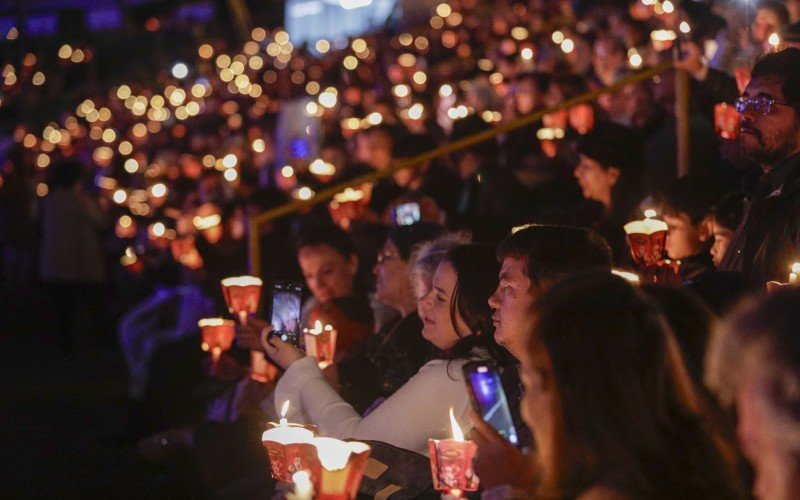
[{"xmin": 274, "ymin": 356, "xmax": 474, "ymax": 456}]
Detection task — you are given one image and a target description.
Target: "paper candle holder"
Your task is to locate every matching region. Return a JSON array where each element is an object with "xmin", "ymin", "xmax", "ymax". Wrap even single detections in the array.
[
  {"xmin": 220, "ymin": 275, "xmax": 263, "ymax": 320},
  {"xmin": 624, "ymin": 217, "xmax": 668, "ymax": 267},
  {"xmin": 428, "ymin": 438, "xmax": 479, "ymax": 493},
  {"xmin": 197, "ymin": 318, "xmax": 235, "ymax": 362},
  {"xmin": 262, "ymin": 423, "xmax": 318, "ymax": 483},
  {"xmin": 312, "ymin": 437, "xmax": 372, "ymax": 500},
  {"xmin": 304, "ymin": 322, "xmax": 337, "ymax": 369},
  {"xmin": 714, "ymin": 103, "xmax": 740, "ymax": 140}
]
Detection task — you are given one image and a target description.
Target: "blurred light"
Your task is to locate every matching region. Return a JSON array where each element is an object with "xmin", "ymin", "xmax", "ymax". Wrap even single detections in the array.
[
  {"xmin": 412, "ymin": 71, "xmax": 427, "ymax": 85},
  {"xmin": 430, "ymin": 16, "xmax": 444, "ymax": 29},
  {"xmin": 436, "ymin": 3, "xmax": 452, "ymax": 17},
  {"xmin": 398, "ymin": 33, "xmax": 413, "ymax": 46},
  {"xmin": 252, "ymin": 139, "xmax": 266, "ymax": 153},
  {"xmin": 223, "ymin": 168, "xmax": 238, "ymax": 182},
  {"xmin": 306, "ymin": 81, "xmax": 320, "ymax": 95},
  {"xmin": 222, "ymin": 154, "xmax": 237, "ymax": 168},
  {"xmin": 561, "ymin": 39, "xmax": 575, "ymax": 53},
  {"xmin": 394, "ymin": 84, "xmax": 410, "ymax": 98},
  {"xmin": 315, "ymin": 39, "xmax": 330, "ymax": 53},
  {"xmin": 37, "ymin": 154, "xmax": 50, "ymax": 168},
  {"xmin": 32, "ymin": 72, "xmax": 45, "ymax": 86},
  {"xmin": 306, "ymin": 101, "xmax": 319, "ymax": 115},
  {"xmin": 318, "ymin": 90, "xmax": 337, "ymax": 108},
  {"xmin": 118, "ymin": 141, "xmax": 133, "ymax": 155},
  {"xmin": 407, "ymin": 103, "xmax": 424, "ymax": 120},
  {"xmin": 552, "ymin": 31, "xmax": 565, "ymax": 44},
  {"xmin": 339, "ymin": 0, "xmax": 371, "ymax": 9},
  {"xmin": 112, "ymin": 189, "xmax": 127, "ymax": 204},
  {"xmin": 477, "ymin": 59, "xmax": 493, "ymax": 71},
  {"xmin": 343, "ymin": 55, "xmax": 358, "ymax": 70},
  {"xmin": 70, "ymin": 49, "xmax": 85, "ymax": 63},
  {"xmin": 274, "ymin": 30, "xmax": 290, "ymax": 44},
  {"xmin": 662, "ymin": 1, "xmax": 675, "ymax": 13},
  {"xmin": 294, "ymin": 186, "xmax": 314, "ymax": 200},
  {"xmin": 36, "ymin": 183, "xmax": 48, "ymax": 197},
  {"xmin": 151, "ymin": 222, "xmax": 166, "ymax": 237},
  {"xmin": 119, "ymin": 215, "xmax": 133, "ymax": 228},
  {"xmin": 58, "ymin": 44, "xmax": 73, "ymax": 59},
  {"xmin": 198, "ymin": 44, "xmax": 214, "ymax": 59},
  {"xmin": 281, "ymin": 166, "xmax": 294, "ymax": 178},
  {"xmin": 7, "ymin": 27, "xmax": 18, "ymax": 41},
  {"xmin": 124, "ymin": 158, "xmax": 139, "ymax": 173},
  {"xmin": 351, "ymin": 38, "xmax": 367, "ymax": 52},
  {"xmin": 172, "ymin": 63, "xmax": 188, "ymax": 79},
  {"xmin": 398, "ymin": 53, "xmax": 417, "ymax": 67},
  {"xmin": 102, "ymin": 129, "xmax": 116, "ymax": 143},
  {"xmin": 769, "ymin": 33, "xmax": 781, "ymax": 46},
  {"xmin": 511, "ymin": 27, "xmax": 529, "ymax": 40},
  {"xmin": 150, "ymin": 183, "xmax": 167, "ymax": 197},
  {"xmin": 679, "ymin": 21, "xmax": 691, "ymax": 34},
  {"xmin": 309, "ymin": 159, "xmax": 336, "ymax": 176},
  {"xmin": 521, "ymin": 47, "xmax": 534, "ymax": 60},
  {"xmin": 439, "ymin": 84, "xmax": 453, "ymax": 97},
  {"xmin": 216, "ymin": 54, "xmax": 231, "ymax": 68},
  {"xmin": 117, "ymin": 85, "xmax": 132, "ymax": 99},
  {"xmin": 366, "ymin": 112, "xmax": 382, "ymax": 125}
]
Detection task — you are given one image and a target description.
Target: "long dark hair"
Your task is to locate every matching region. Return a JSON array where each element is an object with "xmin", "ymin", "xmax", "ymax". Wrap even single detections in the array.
[
  {"xmin": 440, "ymin": 243, "xmax": 509, "ymax": 365},
  {"xmin": 529, "ymin": 272, "xmax": 742, "ymax": 499}
]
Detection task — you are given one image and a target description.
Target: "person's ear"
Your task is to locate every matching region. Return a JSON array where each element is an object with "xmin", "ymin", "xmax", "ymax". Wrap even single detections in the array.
[
  {"xmin": 607, "ymin": 166, "xmax": 621, "ymax": 186},
  {"xmin": 698, "ymin": 218, "xmax": 713, "ymax": 242}
]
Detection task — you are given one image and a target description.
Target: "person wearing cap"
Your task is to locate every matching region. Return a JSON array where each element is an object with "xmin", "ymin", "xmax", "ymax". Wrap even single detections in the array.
[{"xmin": 573, "ymin": 122, "xmax": 645, "ymax": 264}]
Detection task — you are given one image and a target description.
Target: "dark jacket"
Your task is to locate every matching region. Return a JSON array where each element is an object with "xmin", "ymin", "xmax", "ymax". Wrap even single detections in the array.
[{"xmin": 721, "ymin": 153, "xmax": 800, "ymax": 287}]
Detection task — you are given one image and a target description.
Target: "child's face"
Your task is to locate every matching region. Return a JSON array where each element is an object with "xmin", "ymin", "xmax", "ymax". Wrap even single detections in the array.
[
  {"xmin": 710, "ymin": 220, "xmax": 735, "ymax": 268},
  {"xmin": 663, "ymin": 212, "xmax": 708, "ymax": 260}
]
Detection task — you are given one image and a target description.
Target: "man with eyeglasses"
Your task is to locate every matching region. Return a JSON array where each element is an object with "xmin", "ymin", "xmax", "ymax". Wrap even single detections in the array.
[{"xmin": 720, "ymin": 48, "xmax": 800, "ymax": 287}]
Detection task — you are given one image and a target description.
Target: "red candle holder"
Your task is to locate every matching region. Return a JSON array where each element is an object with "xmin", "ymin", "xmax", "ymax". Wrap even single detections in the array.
[
  {"xmin": 304, "ymin": 321, "xmax": 337, "ymax": 369},
  {"xmin": 262, "ymin": 423, "xmax": 318, "ymax": 482},
  {"xmin": 568, "ymin": 104, "xmax": 594, "ymax": 134},
  {"xmin": 624, "ymin": 217, "xmax": 668, "ymax": 267},
  {"xmin": 428, "ymin": 438, "xmax": 479, "ymax": 495},
  {"xmin": 220, "ymin": 275, "xmax": 263, "ymax": 324},
  {"xmin": 311, "ymin": 437, "xmax": 372, "ymax": 500},
  {"xmin": 714, "ymin": 103, "xmax": 740, "ymax": 140},
  {"xmin": 197, "ymin": 318, "xmax": 235, "ymax": 366}
]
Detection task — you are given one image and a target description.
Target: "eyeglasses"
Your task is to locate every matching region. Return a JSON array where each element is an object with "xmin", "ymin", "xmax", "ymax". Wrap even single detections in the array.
[
  {"xmin": 376, "ymin": 250, "xmax": 398, "ymax": 264},
  {"xmin": 734, "ymin": 96, "xmax": 793, "ymax": 115}
]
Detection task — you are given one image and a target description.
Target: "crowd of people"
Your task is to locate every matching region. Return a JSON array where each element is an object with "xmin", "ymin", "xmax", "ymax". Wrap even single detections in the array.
[{"xmin": 4, "ymin": 0, "xmax": 800, "ymax": 497}]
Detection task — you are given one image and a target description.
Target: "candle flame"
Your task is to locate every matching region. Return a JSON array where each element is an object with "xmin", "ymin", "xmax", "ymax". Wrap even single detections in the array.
[
  {"xmin": 280, "ymin": 400, "xmax": 290, "ymax": 419},
  {"xmin": 309, "ymin": 320, "xmax": 323, "ymax": 335},
  {"xmin": 449, "ymin": 407, "xmax": 464, "ymax": 442},
  {"xmin": 792, "ymin": 262, "xmax": 800, "ymax": 273},
  {"xmin": 769, "ymin": 33, "xmax": 781, "ymax": 47},
  {"xmin": 292, "ymin": 470, "xmax": 312, "ymax": 490},
  {"xmin": 644, "ymin": 209, "xmax": 657, "ymax": 219}
]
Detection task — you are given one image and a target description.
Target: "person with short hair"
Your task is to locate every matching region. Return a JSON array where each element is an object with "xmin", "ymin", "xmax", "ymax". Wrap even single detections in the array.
[
  {"xmin": 720, "ymin": 48, "xmax": 800, "ymax": 287},
  {"xmin": 706, "ymin": 288, "xmax": 800, "ymax": 500}
]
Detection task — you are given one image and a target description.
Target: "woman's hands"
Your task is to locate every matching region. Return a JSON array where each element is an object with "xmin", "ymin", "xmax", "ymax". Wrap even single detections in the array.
[
  {"xmin": 469, "ymin": 410, "xmax": 536, "ymax": 492},
  {"xmin": 237, "ymin": 316, "xmax": 308, "ymax": 370}
]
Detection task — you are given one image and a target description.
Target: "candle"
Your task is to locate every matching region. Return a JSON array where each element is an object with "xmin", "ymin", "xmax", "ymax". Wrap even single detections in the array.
[
  {"xmin": 280, "ymin": 400, "xmax": 290, "ymax": 426},
  {"xmin": 790, "ymin": 263, "xmax": 800, "ymax": 284},
  {"xmin": 769, "ymin": 33, "xmax": 781, "ymax": 52},
  {"xmin": 197, "ymin": 318, "xmax": 236, "ymax": 364},
  {"xmin": 428, "ymin": 408, "xmax": 479, "ymax": 495},
  {"xmin": 311, "ymin": 437, "xmax": 372, "ymax": 500},
  {"xmin": 304, "ymin": 320, "xmax": 338, "ymax": 369},
  {"xmin": 288, "ymin": 471, "xmax": 314, "ymax": 500},
  {"xmin": 262, "ymin": 413, "xmax": 317, "ymax": 483},
  {"xmin": 650, "ymin": 30, "xmax": 677, "ymax": 52},
  {"xmin": 624, "ymin": 217, "xmax": 669, "ymax": 267},
  {"xmin": 220, "ymin": 275, "xmax": 263, "ymax": 323}
]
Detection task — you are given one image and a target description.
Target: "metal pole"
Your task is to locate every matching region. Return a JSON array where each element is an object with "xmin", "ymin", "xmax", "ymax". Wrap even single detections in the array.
[{"xmin": 675, "ymin": 68, "xmax": 691, "ymax": 177}]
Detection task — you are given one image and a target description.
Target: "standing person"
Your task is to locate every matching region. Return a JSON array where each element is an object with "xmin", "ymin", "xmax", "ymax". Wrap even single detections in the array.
[
  {"xmin": 706, "ymin": 289, "xmax": 800, "ymax": 500},
  {"xmin": 40, "ymin": 161, "xmax": 110, "ymax": 358},
  {"xmin": 721, "ymin": 48, "xmax": 800, "ymax": 288}
]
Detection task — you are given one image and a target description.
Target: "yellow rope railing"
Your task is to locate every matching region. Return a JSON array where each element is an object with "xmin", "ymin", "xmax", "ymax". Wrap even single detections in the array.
[{"xmin": 248, "ymin": 60, "xmax": 676, "ymax": 274}]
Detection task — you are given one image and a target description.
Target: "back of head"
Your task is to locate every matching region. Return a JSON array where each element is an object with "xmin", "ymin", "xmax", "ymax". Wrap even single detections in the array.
[
  {"xmin": 388, "ymin": 222, "xmax": 445, "ymax": 261},
  {"xmin": 709, "ymin": 193, "xmax": 744, "ymax": 232},
  {"xmin": 662, "ymin": 175, "xmax": 729, "ymax": 224},
  {"xmin": 750, "ymin": 48, "xmax": 800, "ymax": 110},
  {"xmin": 574, "ymin": 121, "xmax": 644, "ymax": 176},
  {"xmin": 707, "ymin": 289, "xmax": 800, "ymax": 451},
  {"xmin": 497, "ymin": 224, "xmax": 612, "ymax": 285},
  {"xmin": 532, "ymin": 272, "xmax": 738, "ymax": 498},
  {"xmin": 48, "ymin": 160, "xmax": 83, "ymax": 189}
]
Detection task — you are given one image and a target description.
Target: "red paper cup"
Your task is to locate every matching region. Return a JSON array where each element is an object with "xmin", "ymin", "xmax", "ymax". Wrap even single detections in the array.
[
  {"xmin": 220, "ymin": 276, "xmax": 263, "ymax": 319},
  {"xmin": 198, "ymin": 318, "xmax": 236, "ymax": 361},
  {"xmin": 251, "ymin": 350, "xmax": 278, "ymax": 383},
  {"xmin": 262, "ymin": 425, "xmax": 318, "ymax": 482},
  {"xmin": 569, "ymin": 104, "xmax": 594, "ymax": 134},
  {"xmin": 312, "ymin": 438, "xmax": 371, "ymax": 500},
  {"xmin": 428, "ymin": 439, "xmax": 480, "ymax": 493},
  {"xmin": 624, "ymin": 219, "xmax": 668, "ymax": 267}
]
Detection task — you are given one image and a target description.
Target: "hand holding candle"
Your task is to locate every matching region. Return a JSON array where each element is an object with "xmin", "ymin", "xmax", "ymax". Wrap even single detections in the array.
[
  {"xmin": 624, "ymin": 212, "xmax": 668, "ymax": 268},
  {"xmin": 220, "ymin": 275, "xmax": 263, "ymax": 325},
  {"xmin": 261, "ymin": 401, "xmax": 318, "ymax": 482}
]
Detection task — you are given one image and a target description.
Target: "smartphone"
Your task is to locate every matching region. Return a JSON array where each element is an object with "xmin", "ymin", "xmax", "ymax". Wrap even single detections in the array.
[
  {"xmin": 463, "ymin": 361, "xmax": 519, "ymax": 446},
  {"xmin": 270, "ymin": 281, "xmax": 303, "ymax": 346},
  {"xmin": 392, "ymin": 202, "xmax": 421, "ymax": 226}
]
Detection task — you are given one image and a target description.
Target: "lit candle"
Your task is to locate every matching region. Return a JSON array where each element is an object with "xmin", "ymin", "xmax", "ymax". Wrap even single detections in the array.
[
  {"xmin": 280, "ymin": 400, "xmax": 290, "ymax": 426},
  {"xmin": 220, "ymin": 275, "xmax": 263, "ymax": 325},
  {"xmin": 261, "ymin": 413, "xmax": 316, "ymax": 483},
  {"xmin": 624, "ymin": 216, "xmax": 669, "ymax": 267},
  {"xmin": 790, "ymin": 263, "xmax": 800, "ymax": 284},
  {"xmin": 650, "ymin": 30, "xmax": 677, "ymax": 52},
  {"xmin": 428, "ymin": 408, "xmax": 479, "ymax": 495},
  {"xmin": 197, "ymin": 318, "xmax": 236, "ymax": 363},
  {"xmin": 304, "ymin": 321, "xmax": 337, "ymax": 369},
  {"xmin": 288, "ymin": 471, "xmax": 314, "ymax": 500},
  {"xmin": 769, "ymin": 33, "xmax": 781, "ymax": 52},
  {"xmin": 311, "ymin": 437, "xmax": 372, "ymax": 499}
]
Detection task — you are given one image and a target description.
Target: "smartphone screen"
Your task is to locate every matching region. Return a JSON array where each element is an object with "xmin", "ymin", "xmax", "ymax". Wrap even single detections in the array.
[
  {"xmin": 463, "ymin": 362, "xmax": 519, "ymax": 445},
  {"xmin": 270, "ymin": 282, "xmax": 302, "ymax": 345},
  {"xmin": 393, "ymin": 202, "xmax": 421, "ymax": 226}
]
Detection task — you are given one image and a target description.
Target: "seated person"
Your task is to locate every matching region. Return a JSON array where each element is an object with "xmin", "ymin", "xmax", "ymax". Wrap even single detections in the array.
[
  {"xmin": 708, "ymin": 193, "xmax": 744, "ymax": 269},
  {"xmin": 661, "ymin": 176, "xmax": 751, "ymax": 313},
  {"xmin": 262, "ymin": 244, "xmax": 508, "ymax": 455},
  {"xmin": 504, "ymin": 272, "xmax": 743, "ymax": 498},
  {"xmin": 706, "ymin": 288, "xmax": 800, "ymax": 500},
  {"xmin": 294, "ymin": 223, "xmax": 374, "ymax": 358},
  {"xmin": 335, "ymin": 222, "xmax": 446, "ymax": 414},
  {"xmin": 472, "ymin": 224, "xmax": 613, "ymax": 492}
]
